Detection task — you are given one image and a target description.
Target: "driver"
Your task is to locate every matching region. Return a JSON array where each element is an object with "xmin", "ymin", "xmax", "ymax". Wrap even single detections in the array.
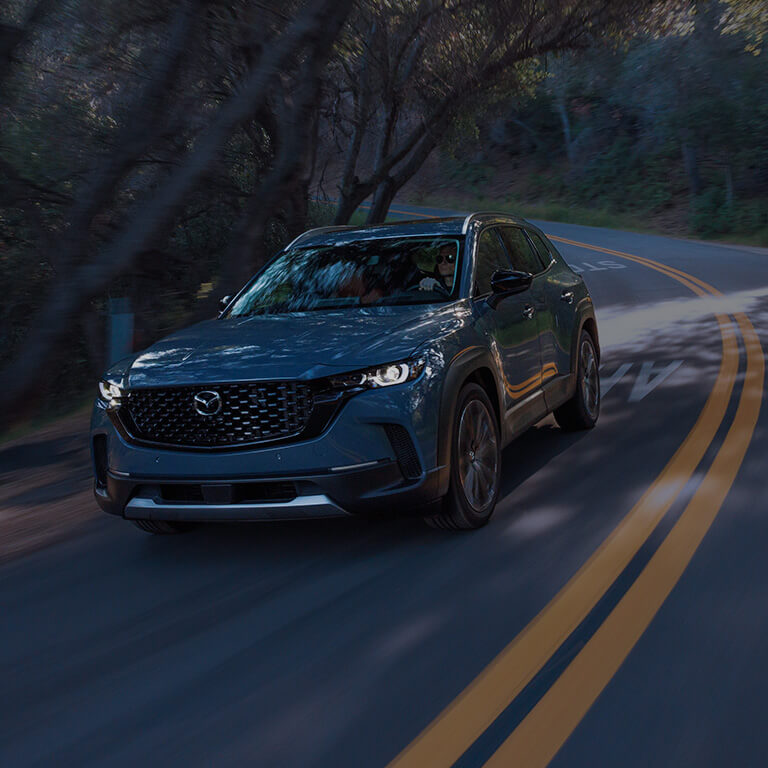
[{"xmin": 418, "ymin": 242, "xmax": 457, "ymax": 293}]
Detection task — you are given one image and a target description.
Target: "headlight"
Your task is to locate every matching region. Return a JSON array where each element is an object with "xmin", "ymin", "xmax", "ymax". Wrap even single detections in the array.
[
  {"xmin": 98, "ymin": 379, "xmax": 124, "ymax": 409},
  {"xmin": 330, "ymin": 358, "xmax": 425, "ymax": 390}
]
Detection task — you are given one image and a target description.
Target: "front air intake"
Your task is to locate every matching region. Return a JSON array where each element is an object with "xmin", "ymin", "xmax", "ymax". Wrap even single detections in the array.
[
  {"xmin": 92, "ymin": 435, "xmax": 108, "ymax": 488},
  {"xmin": 383, "ymin": 424, "xmax": 422, "ymax": 480}
]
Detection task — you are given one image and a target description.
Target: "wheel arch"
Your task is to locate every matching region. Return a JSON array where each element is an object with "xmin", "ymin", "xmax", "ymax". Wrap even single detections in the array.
[
  {"xmin": 570, "ymin": 303, "xmax": 600, "ymax": 377},
  {"xmin": 581, "ymin": 315, "xmax": 600, "ymax": 362},
  {"xmin": 436, "ymin": 347, "xmax": 505, "ymax": 496}
]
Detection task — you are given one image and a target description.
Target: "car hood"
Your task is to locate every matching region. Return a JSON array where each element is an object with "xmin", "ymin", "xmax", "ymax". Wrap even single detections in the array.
[{"xmin": 126, "ymin": 303, "xmax": 468, "ymax": 387}]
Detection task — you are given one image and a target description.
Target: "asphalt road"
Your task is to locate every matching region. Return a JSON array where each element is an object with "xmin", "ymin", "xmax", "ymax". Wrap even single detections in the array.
[{"xmin": 2, "ymin": 206, "xmax": 767, "ymax": 767}]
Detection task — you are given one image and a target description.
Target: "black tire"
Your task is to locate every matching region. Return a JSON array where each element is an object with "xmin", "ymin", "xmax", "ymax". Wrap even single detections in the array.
[
  {"xmin": 554, "ymin": 329, "xmax": 600, "ymax": 431},
  {"xmin": 132, "ymin": 519, "xmax": 192, "ymax": 535},
  {"xmin": 426, "ymin": 383, "xmax": 501, "ymax": 530}
]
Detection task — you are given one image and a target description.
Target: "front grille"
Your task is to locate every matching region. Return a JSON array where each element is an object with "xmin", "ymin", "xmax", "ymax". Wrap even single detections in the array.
[{"xmin": 122, "ymin": 382, "xmax": 315, "ymax": 448}]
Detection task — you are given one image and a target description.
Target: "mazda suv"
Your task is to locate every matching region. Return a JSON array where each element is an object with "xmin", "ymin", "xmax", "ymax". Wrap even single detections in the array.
[{"xmin": 91, "ymin": 213, "xmax": 600, "ymax": 532}]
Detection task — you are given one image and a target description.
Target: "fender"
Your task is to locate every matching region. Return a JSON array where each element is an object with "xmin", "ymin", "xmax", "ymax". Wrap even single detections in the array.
[
  {"xmin": 547, "ymin": 297, "xmax": 600, "ymax": 411},
  {"xmin": 570, "ymin": 297, "xmax": 600, "ymax": 372},
  {"xmin": 435, "ymin": 346, "xmax": 506, "ymax": 497}
]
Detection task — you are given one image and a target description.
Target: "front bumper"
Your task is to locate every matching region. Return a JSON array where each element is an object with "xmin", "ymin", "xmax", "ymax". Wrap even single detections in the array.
[
  {"xmin": 91, "ymin": 373, "xmax": 447, "ymax": 521},
  {"xmin": 125, "ymin": 493, "xmax": 346, "ymax": 522},
  {"xmin": 94, "ymin": 460, "xmax": 443, "ymax": 521}
]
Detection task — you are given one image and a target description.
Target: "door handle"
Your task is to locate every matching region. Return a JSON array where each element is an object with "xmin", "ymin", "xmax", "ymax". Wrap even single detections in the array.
[
  {"xmin": 561, "ymin": 290, "xmax": 575, "ymax": 304},
  {"xmin": 522, "ymin": 304, "xmax": 535, "ymax": 319}
]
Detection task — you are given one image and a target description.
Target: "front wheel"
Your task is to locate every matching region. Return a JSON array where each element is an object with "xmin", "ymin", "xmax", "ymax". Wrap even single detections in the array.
[
  {"xmin": 554, "ymin": 330, "xmax": 600, "ymax": 431},
  {"xmin": 426, "ymin": 383, "xmax": 501, "ymax": 530}
]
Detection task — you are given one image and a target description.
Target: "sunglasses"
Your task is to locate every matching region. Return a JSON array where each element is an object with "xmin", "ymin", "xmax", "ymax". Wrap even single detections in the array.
[{"xmin": 436, "ymin": 251, "xmax": 456, "ymax": 264}]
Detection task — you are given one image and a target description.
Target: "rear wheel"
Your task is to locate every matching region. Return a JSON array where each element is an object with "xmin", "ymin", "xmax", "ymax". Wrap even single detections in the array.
[
  {"xmin": 554, "ymin": 329, "xmax": 600, "ymax": 431},
  {"xmin": 132, "ymin": 519, "xmax": 192, "ymax": 535},
  {"xmin": 426, "ymin": 383, "xmax": 501, "ymax": 530}
]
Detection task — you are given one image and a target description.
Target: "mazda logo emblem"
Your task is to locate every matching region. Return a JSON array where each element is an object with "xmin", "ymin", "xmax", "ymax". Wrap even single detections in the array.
[{"xmin": 193, "ymin": 390, "xmax": 222, "ymax": 416}]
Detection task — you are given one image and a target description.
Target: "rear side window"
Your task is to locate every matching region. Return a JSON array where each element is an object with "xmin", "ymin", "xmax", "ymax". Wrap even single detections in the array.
[
  {"xmin": 474, "ymin": 228, "xmax": 511, "ymax": 295},
  {"xmin": 500, "ymin": 227, "xmax": 545, "ymax": 274},
  {"xmin": 527, "ymin": 231, "xmax": 555, "ymax": 267}
]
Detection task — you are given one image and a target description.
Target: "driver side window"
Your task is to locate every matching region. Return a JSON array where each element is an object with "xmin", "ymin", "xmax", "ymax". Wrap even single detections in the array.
[{"xmin": 474, "ymin": 228, "xmax": 511, "ymax": 295}]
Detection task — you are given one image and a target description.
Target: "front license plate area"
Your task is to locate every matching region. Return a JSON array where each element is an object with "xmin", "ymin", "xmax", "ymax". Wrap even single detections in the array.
[{"xmin": 201, "ymin": 484, "xmax": 233, "ymax": 504}]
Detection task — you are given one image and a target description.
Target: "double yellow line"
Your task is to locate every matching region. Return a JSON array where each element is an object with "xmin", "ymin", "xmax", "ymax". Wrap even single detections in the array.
[{"xmin": 388, "ymin": 237, "xmax": 764, "ymax": 768}]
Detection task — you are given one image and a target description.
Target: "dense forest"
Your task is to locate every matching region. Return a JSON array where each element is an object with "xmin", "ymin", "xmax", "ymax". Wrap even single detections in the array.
[
  {"xmin": 419, "ymin": 2, "xmax": 768, "ymax": 241},
  {"xmin": 0, "ymin": 0, "xmax": 765, "ymax": 428}
]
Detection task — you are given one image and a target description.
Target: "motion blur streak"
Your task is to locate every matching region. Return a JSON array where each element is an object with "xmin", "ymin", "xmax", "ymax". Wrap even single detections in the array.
[
  {"xmin": 484, "ymin": 311, "xmax": 763, "ymax": 768},
  {"xmin": 387, "ymin": 248, "xmax": 738, "ymax": 768}
]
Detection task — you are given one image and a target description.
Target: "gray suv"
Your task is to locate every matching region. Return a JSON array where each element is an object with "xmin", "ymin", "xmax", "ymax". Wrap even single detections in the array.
[{"xmin": 91, "ymin": 213, "xmax": 600, "ymax": 532}]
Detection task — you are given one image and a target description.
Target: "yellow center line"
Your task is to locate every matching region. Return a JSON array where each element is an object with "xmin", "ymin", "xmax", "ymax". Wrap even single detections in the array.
[
  {"xmin": 387, "ymin": 242, "xmax": 740, "ymax": 768},
  {"xmin": 388, "ymin": 206, "xmax": 441, "ymax": 219},
  {"xmin": 485, "ymin": 311, "xmax": 763, "ymax": 767},
  {"xmin": 548, "ymin": 235, "xmax": 713, "ymax": 296},
  {"xmin": 548, "ymin": 235, "xmax": 724, "ymax": 297}
]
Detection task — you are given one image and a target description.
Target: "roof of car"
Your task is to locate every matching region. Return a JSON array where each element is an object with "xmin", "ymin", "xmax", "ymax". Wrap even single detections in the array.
[{"xmin": 285, "ymin": 212, "xmax": 533, "ymax": 250}]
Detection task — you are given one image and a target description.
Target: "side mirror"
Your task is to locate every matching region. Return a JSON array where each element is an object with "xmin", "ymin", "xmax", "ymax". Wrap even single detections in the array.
[
  {"xmin": 218, "ymin": 295, "xmax": 232, "ymax": 312},
  {"xmin": 490, "ymin": 269, "xmax": 532, "ymax": 296}
]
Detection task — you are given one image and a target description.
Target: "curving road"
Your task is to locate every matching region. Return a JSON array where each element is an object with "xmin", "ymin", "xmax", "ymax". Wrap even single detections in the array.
[{"xmin": 2, "ymin": 205, "xmax": 767, "ymax": 767}]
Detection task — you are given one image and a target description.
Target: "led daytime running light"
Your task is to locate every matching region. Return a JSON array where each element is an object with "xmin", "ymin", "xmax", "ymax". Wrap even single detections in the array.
[
  {"xmin": 331, "ymin": 358, "xmax": 425, "ymax": 390},
  {"xmin": 98, "ymin": 380, "xmax": 123, "ymax": 407}
]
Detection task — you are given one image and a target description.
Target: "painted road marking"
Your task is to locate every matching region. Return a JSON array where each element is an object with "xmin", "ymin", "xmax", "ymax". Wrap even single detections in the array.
[
  {"xmin": 387, "ymin": 238, "xmax": 750, "ymax": 768},
  {"xmin": 628, "ymin": 360, "xmax": 684, "ymax": 402},
  {"xmin": 484, "ymin": 311, "xmax": 763, "ymax": 767},
  {"xmin": 600, "ymin": 361, "xmax": 685, "ymax": 401},
  {"xmin": 570, "ymin": 260, "xmax": 627, "ymax": 273},
  {"xmin": 600, "ymin": 363, "xmax": 633, "ymax": 397}
]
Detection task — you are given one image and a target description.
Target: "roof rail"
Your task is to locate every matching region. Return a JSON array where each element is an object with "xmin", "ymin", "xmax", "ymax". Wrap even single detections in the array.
[
  {"xmin": 283, "ymin": 225, "xmax": 355, "ymax": 251},
  {"xmin": 461, "ymin": 211, "xmax": 524, "ymax": 234}
]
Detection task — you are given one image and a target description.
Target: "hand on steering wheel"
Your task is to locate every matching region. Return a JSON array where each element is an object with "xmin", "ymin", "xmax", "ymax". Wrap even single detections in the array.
[{"xmin": 410, "ymin": 276, "xmax": 449, "ymax": 295}]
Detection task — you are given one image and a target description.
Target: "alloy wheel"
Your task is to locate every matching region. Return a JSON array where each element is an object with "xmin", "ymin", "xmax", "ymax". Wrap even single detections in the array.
[
  {"xmin": 457, "ymin": 399, "xmax": 498, "ymax": 512},
  {"xmin": 581, "ymin": 338, "xmax": 599, "ymax": 420}
]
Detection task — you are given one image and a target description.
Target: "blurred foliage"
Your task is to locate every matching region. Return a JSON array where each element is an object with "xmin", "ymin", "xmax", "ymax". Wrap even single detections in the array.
[
  {"xmin": 441, "ymin": 1, "xmax": 768, "ymax": 243},
  {"xmin": 721, "ymin": 0, "xmax": 768, "ymax": 51}
]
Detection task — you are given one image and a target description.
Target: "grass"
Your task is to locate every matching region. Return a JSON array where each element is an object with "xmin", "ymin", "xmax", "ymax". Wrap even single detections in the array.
[
  {"xmin": 309, "ymin": 200, "xmax": 370, "ymax": 227},
  {"xmin": 703, "ymin": 227, "xmax": 768, "ymax": 248},
  {"xmin": 411, "ymin": 192, "xmax": 661, "ymax": 233}
]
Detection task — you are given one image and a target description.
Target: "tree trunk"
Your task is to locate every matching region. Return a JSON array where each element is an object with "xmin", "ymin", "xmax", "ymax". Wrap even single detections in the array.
[
  {"xmin": 336, "ymin": 21, "xmax": 376, "ymax": 206},
  {"xmin": 366, "ymin": 177, "xmax": 396, "ymax": 224},
  {"xmin": 334, "ymin": 179, "xmax": 376, "ymax": 225},
  {"xmin": 0, "ymin": 0, "xmax": 55, "ymax": 89}
]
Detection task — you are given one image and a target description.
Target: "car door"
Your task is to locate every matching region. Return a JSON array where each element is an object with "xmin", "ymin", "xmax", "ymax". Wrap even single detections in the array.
[
  {"xmin": 499, "ymin": 226, "xmax": 558, "ymax": 389},
  {"xmin": 524, "ymin": 228, "xmax": 579, "ymax": 409},
  {"xmin": 473, "ymin": 226, "xmax": 546, "ymax": 426}
]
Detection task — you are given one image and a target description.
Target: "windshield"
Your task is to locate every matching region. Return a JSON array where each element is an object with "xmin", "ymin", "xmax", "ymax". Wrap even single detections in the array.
[{"xmin": 224, "ymin": 236, "xmax": 463, "ymax": 317}]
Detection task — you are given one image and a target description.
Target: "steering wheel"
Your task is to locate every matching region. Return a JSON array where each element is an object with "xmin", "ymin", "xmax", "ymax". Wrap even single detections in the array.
[{"xmin": 407, "ymin": 278, "xmax": 450, "ymax": 296}]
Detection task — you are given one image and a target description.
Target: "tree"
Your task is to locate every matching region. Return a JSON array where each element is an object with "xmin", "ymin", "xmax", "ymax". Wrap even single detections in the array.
[
  {"xmin": 327, "ymin": 0, "xmax": 664, "ymax": 226},
  {"xmin": 0, "ymin": 0, "xmax": 354, "ymax": 425}
]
